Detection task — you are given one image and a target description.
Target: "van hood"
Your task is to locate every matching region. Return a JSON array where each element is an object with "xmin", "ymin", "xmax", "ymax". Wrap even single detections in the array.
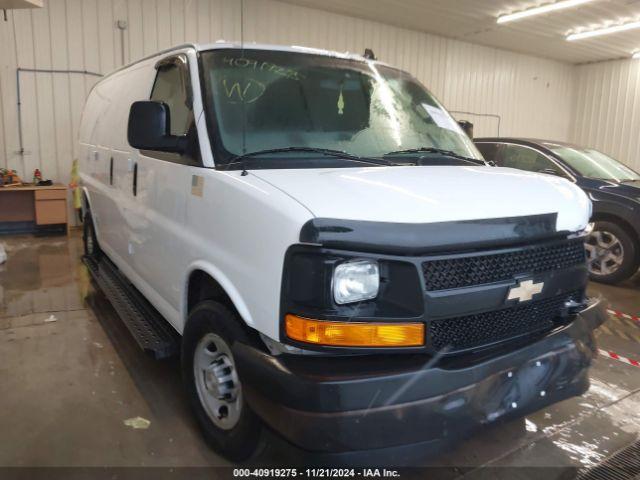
[{"xmin": 252, "ymin": 166, "xmax": 590, "ymax": 233}]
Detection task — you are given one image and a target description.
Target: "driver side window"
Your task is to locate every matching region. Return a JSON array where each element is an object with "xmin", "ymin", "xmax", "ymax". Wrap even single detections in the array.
[
  {"xmin": 151, "ymin": 63, "xmax": 191, "ymax": 136},
  {"xmin": 499, "ymin": 144, "xmax": 564, "ymax": 176}
]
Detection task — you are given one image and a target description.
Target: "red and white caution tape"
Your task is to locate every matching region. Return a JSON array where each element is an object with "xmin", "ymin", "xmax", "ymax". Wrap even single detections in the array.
[
  {"xmin": 598, "ymin": 348, "xmax": 640, "ymax": 368},
  {"xmin": 607, "ymin": 309, "xmax": 640, "ymax": 325}
]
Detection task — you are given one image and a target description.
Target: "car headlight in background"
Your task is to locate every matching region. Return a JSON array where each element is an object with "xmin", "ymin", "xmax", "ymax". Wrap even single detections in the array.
[
  {"xmin": 332, "ymin": 259, "xmax": 380, "ymax": 305},
  {"xmin": 585, "ymin": 222, "xmax": 595, "ymax": 235},
  {"xmin": 569, "ymin": 222, "xmax": 595, "ymax": 239}
]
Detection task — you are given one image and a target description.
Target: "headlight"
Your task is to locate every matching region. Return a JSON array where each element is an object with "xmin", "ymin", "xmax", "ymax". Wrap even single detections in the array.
[
  {"xmin": 332, "ymin": 259, "xmax": 380, "ymax": 305},
  {"xmin": 568, "ymin": 222, "xmax": 594, "ymax": 239},
  {"xmin": 585, "ymin": 222, "xmax": 595, "ymax": 235}
]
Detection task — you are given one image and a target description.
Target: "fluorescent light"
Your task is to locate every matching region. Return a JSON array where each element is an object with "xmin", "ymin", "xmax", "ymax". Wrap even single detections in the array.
[
  {"xmin": 633, "ymin": 52, "xmax": 640, "ymax": 59},
  {"xmin": 567, "ymin": 20, "xmax": 640, "ymax": 41},
  {"xmin": 497, "ymin": 0, "xmax": 596, "ymax": 24}
]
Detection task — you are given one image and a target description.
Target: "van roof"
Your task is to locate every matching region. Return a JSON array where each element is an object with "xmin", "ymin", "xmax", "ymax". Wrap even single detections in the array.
[
  {"xmin": 98, "ymin": 42, "xmax": 387, "ymax": 83},
  {"xmin": 197, "ymin": 41, "xmax": 380, "ymax": 63}
]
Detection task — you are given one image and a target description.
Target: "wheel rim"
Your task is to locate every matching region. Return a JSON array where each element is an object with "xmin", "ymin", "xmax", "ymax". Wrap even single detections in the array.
[
  {"xmin": 193, "ymin": 333, "xmax": 242, "ymax": 430},
  {"xmin": 585, "ymin": 229, "xmax": 625, "ymax": 276}
]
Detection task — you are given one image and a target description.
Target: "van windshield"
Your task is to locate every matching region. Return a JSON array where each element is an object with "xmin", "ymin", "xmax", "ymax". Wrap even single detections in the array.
[{"xmin": 200, "ymin": 49, "xmax": 481, "ymax": 167}]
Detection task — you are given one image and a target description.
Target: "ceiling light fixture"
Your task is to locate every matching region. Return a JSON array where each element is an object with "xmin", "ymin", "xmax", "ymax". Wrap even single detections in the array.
[
  {"xmin": 497, "ymin": 0, "xmax": 596, "ymax": 24},
  {"xmin": 567, "ymin": 20, "xmax": 640, "ymax": 41},
  {"xmin": 633, "ymin": 51, "xmax": 640, "ymax": 59}
]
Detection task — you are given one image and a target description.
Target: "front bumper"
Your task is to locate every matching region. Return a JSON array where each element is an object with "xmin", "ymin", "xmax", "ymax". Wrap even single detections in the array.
[{"xmin": 234, "ymin": 298, "xmax": 607, "ymax": 454}]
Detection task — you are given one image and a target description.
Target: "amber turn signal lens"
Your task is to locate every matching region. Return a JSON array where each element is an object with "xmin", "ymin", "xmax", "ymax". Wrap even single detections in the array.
[{"xmin": 285, "ymin": 314, "xmax": 424, "ymax": 347}]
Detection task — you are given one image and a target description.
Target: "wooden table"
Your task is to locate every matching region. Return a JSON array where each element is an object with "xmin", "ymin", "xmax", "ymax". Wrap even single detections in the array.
[{"xmin": 0, "ymin": 183, "xmax": 69, "ymax": 234}]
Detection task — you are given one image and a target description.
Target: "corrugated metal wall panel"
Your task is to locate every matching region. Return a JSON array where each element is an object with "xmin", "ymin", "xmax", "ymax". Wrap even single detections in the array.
[
  {"xmin": 280, "ymin": 0, "xmax": 640, "ymax": 65},
  {"xmin": 443, "ymin": 42, "xmax": 575, "ymax": 142},
  {"xmin": 0, "ymin": 0, "xmax": 576, "ymax": 225},
  {"xmin": 571, "ymin": 59, "xmax": 640, "ymax": 172}
]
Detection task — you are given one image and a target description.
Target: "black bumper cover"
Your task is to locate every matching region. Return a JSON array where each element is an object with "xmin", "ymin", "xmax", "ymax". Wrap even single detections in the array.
[{"xmin": 233, "ymin": 299, "xmax": 607, "ymax": 454}]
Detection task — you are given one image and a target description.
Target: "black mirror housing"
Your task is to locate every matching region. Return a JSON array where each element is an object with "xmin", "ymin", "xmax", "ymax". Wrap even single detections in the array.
[{"xmin": 127, "ymin": 101, "xmax": 186, "ymax": 153}]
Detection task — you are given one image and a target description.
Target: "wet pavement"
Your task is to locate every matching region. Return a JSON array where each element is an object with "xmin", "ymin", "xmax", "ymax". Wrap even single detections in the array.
[{"xmin": 0, "ymin": 232, "xmax": 639, "ymax": 475}]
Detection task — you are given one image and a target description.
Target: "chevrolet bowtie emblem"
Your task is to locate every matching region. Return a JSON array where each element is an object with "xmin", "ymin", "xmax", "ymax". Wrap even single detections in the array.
[{"xmin": 507, "ymin": 279, "xmax": 544, "ymax": 302}]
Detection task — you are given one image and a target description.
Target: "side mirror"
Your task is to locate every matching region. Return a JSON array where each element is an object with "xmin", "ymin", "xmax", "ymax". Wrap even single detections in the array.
[
  {"xmin": 127, "ymin": 101, "xmax": 187, "ymax": 153},
  {"xmin": 538, "ymin": 168, "xmax": 561, "ymax": 176}
]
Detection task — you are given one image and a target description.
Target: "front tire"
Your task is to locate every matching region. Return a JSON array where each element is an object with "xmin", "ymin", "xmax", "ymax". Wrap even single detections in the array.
[
  {"xmin": 585, "ymin": 221, "xmax": 639, "ymax": 284},
  {"xmin": 83, "ymin": 211, "xmax": 101, "ymax": 260},
  {"xmin": 182, "ymin": 301, "xmax": 262, "ymax": 462}
]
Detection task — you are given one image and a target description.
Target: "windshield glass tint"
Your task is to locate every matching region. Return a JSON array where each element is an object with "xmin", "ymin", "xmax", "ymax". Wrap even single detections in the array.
[
  {"xmin": 201, "ymin": 49, "xmax": 481, "ymax": 164},
  {"xmin": 546, "ymin": 144, "xmax": 640, "ymax": 182}
]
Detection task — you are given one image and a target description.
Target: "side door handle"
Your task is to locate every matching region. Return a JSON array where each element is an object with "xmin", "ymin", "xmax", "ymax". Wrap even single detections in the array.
[{"xmin": 133, "ymin": 162, "xmax": 138, "ymax": 197}]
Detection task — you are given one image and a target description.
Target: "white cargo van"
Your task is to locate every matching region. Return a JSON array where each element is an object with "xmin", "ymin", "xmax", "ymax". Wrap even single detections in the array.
[{"xmin": 79, "ymin": 43, "xmax": 606, "ymax": 462}]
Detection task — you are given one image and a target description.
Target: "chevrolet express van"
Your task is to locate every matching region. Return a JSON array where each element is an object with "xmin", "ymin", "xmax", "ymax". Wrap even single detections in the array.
[{"xmin": 79, "ymin": 43, "xmax": 606, "ymax": 462}]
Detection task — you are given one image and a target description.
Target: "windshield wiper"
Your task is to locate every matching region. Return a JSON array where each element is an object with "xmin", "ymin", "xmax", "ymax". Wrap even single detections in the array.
[
  {"xmin": 220, "ymin": 147, "xmax": 407, "ymax": 171},
  {"xmin": 384, "ymin": 147, "xmax": 487, "ymax": 166}
]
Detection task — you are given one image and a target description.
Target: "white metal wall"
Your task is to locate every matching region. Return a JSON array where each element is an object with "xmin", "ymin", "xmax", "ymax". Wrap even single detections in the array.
[
  {"xmin": 0, "ymin": 0, "xmax": 576, "ymax": 224},
  {"xmin": 571, "ymin": 58, "xmax": 640, "ymax": 172}
]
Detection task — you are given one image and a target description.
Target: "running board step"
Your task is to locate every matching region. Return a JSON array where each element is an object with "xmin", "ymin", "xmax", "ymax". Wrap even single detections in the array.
[
  {"xmin": 83, "ymin": 255, "xmax": 179, "ymax": 359},
  {"xmin": 577, "ymin": 439, "xmax": 640, "ymax": 480}
]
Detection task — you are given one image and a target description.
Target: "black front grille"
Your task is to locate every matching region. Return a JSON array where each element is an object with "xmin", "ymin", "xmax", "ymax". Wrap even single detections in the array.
[
  {"xmin": 422, "ymin": 238, "xmax": 586, "ymax": 291},
  {"xmin": 429, "ymin": 291, "xmax": 581, "ymax": 352}
]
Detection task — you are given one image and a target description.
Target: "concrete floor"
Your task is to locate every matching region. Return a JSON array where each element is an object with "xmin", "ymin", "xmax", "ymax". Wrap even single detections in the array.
[{"xmin": 0, "ymin": 232, "xmax": 639, "ymax": 474}]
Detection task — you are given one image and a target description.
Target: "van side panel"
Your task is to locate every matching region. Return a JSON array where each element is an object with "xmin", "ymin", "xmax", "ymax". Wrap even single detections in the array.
[
  {"xmin": 80, "ymin": 63, "xmax": 156, "ymax": 263},
  {"xmin": 181, "ymin": 166, "xmax": 312, "ymax": 337},
  {"xmin": 131, "ymin": 153, "xmax": 193, "ymax": 320}
]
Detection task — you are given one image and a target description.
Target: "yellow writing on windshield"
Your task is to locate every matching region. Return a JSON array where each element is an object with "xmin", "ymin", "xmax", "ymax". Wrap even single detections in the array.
[
  {"xmin": 221, "ymin": 77, "xmax": 266, "ymax": 103},
  {"xmin": 223, "ymin": 57, "xmax": 304, "ymax": 81}
]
